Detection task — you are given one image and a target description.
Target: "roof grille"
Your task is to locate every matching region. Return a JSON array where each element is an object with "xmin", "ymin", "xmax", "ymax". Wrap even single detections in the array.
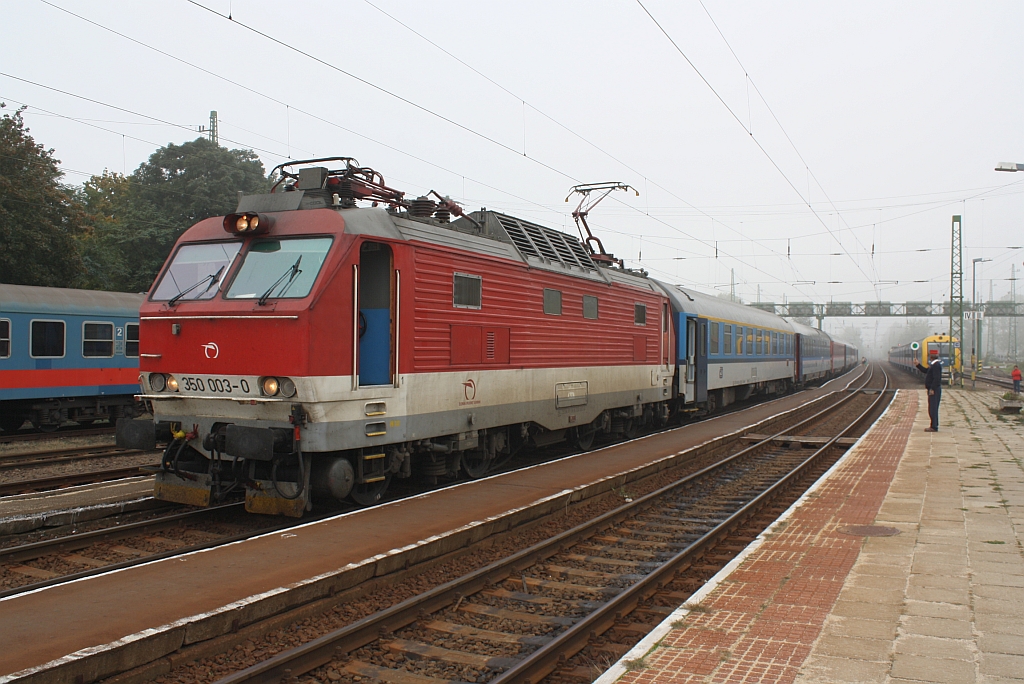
[{"xmin": 494, "ymin": 213, "xmax": 596, "ymax": 271}]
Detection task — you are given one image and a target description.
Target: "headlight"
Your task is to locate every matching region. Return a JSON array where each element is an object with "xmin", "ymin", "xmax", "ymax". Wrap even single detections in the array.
[
  {"xmin": 149, "ymin": 373, "xmax": 166, "ymax": 392},
  {"xmin": 279, "ymin": 377, "xmax": 296, "ymax": 398},
  {"xmin": 166, "ymin": 375, "xmax": 180, "ymax": 392},
  {"xmin": 260, "ymin": 376, "xmax": 280, "ymax": 396}
]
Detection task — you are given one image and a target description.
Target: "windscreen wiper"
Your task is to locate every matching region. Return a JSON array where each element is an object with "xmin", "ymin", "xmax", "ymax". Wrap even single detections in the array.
[
  {"xmin": 168, "ymin": 265, "xmax": 225, "ymax": 307},
  {"xmin": 258, "ymin": 256, "xmax": 302, "ymax": 306}
]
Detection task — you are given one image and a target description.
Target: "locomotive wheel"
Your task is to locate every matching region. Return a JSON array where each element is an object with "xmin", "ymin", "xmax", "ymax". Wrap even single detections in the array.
[
  {"xmin": 622, "ymin": 418, "xmax": 638, "ymax": 440},
  {"xmin": 350, "ymin": 475, "xmax": 391, "ymax": 506},
  {"xmin": 461, "ymin": 450, "xmax": 493, "ymax": 479},
  {"xmin": 0, "ymin": 415, "xmax": 24, "ymax": 433},
  {"xmin": 571, "ymin": 425, "xmax": 597, "ymax": 451}
]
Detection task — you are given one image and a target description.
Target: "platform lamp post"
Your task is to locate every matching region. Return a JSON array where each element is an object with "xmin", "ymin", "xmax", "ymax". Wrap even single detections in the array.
[
  {"xmin": 995, "ymin": 163, "xmax": 1024, "ymax": 363},
  {"xmin": 971, "ymin": 257, "xmax": 991, "ymax": 388}
]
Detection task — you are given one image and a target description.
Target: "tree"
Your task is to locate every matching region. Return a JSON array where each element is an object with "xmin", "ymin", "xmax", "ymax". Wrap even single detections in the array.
[
  {"xmin": 0, "ymin": 104, "xmax": 86, "ymax": 286},
  {"xmin": 78, "ymin": 137, "xmax": 270, "ymax": 293},
  {"xmin": 77, "ymin": 172, "xmax": 177, "ymax": 293},
  {"xmin": 132, "ymin": 137, "xmax": 269, "ymax": 229}
]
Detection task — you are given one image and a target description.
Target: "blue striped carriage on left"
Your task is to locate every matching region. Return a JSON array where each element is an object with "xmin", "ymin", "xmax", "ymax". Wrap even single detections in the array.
[{"xmin": 0, "ymin": 284, "xmax": 144, "ymax": 432}]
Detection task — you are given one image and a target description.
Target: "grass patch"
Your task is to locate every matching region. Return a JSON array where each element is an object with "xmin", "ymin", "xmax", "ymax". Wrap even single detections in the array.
[
  {"xmin": 623, "ymin": 657, "xmax": 647, "ymax": 672},
  {"xmin": 983, "ymin": 540, "xmax": 1006, "ymax": 545}
]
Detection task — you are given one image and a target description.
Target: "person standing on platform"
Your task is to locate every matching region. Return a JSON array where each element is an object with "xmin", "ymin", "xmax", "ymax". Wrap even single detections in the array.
[
  {"xmin": 1012, "ymin": 365, "xmax": 1022, "ymax": 394},
  {"xmin": 916, "ymin": 357, "xmax": 942, "ymax": 432}
]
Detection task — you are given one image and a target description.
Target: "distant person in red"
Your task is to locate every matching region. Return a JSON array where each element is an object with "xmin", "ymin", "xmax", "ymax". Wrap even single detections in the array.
[
  {"xmin": 1013, "ymin": 365, "xmax": 1022, "ymax": 394},
  {"xmin": 916, "ymin": 357, "xmax": 942, "ymax": 432}
]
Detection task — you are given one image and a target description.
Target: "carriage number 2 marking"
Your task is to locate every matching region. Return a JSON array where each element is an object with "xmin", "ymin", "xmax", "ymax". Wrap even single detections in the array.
[{"xmin": 180, "ymin": 377, "xmax": 250, "ymax": 394}]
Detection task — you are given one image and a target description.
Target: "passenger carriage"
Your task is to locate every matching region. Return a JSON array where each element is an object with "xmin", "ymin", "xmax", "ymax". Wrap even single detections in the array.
[{"xmin": 0, "ymin": 284, "xmax": 142, "ymax": 432}]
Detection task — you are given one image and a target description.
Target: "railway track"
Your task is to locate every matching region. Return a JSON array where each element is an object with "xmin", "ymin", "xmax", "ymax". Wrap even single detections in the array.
[
  {"xmin": 0, "ymin": 426, "xmax": 116, "ymax": 444},
  {"xmin": 0, "ymin": 445, "xmax": 143, "ymax": 472},
  {"xmin": 211, "ymin": 369, "xmax": 890, "ymax": 684},
  {"xmin": 976, "ymin": 373, "xmax": 1016, "ymax": 390},
  {"xmin": 0, "ymin": 465, "xmax": 154, "ymax": 497},
  {"xmin": 0, "ymin": 502, "xmax": 320, "ymax": 599}
]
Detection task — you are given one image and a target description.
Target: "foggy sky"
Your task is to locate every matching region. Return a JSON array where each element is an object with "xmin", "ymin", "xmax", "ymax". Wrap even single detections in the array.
[{"xmin": 3, "ymin": 0, "xmax": 1022, "ymax": 330}]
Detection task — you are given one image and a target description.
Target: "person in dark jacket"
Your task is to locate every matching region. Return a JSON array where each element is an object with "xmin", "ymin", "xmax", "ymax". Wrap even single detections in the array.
[{"xmin": 916, "ymin": 357, "xmax": 942, "ymax": 431}]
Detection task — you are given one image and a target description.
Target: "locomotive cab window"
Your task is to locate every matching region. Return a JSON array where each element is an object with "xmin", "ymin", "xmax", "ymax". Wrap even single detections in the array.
[
  {"xmin": 151, "ymin": 240, "xmax": 242, "ymax": 301},
  {"xmin": 226, "ymin": 237, "xmax": 333, "ymax": 300},
  {"xmin": 634, "ymin": 303, "xmax": 646, "ymax": 325},
  {"xmin": 0, "ymin": 319, "xmax": 9, "ymax": 359},
  {"xmin": 453, "ymin": 273, "xmax": 482, "ymax": 309},
  {"xmin": 83, "ymin": 322, "xmax": 114, "ymax": 358},
  {"xmin": 583, "ymin": 295, "xmax": 598, "ymax": 320},
  {"xmin": 125, "ymin": 323, "xmax": 139, "ymax": 358},
  {"xmin": 31, "ymin": 320, "xmax": 65, "ymax": 358},
  {"xmin": 543, "ymin": 289, "xmax": 562, "ymax": 315}
]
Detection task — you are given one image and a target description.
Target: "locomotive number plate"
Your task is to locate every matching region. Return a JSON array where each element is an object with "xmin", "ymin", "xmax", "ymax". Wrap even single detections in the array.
[{"xmin": 176, "ymin": 375, "xmax": 260, "ymax": 396}]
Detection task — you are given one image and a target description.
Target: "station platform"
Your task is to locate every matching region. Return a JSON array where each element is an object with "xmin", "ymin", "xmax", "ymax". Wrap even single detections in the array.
[
  {"xmin": 0, "ymin": 375, "xmax": 858, "ymax": 683},
  {"xmin": 600, "ymin": 389, "xmax": 1024, "ymax": 684}
]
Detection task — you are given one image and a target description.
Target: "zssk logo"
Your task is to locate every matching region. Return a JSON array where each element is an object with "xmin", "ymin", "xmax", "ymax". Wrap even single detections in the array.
[
  {"xmin": 202, "ymin": 342, "xmax": 220, "ymax": 359},
  {"xmin": 462, "ymin": 379, "xmax": 476, "ymax": 401}
]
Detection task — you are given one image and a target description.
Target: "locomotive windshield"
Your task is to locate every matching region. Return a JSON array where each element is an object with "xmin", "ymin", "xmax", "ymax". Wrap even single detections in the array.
[
  {"xmin": 151, "ymin": 241, "xmax": 242, "ymax": 301},
  {"xmin": 225, "ymin": 237, "xmax": 333, "ymax": 300}
]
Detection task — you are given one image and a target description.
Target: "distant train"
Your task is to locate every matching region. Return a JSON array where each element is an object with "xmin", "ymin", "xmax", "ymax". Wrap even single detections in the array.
[
  {"xmin": 117, "ymin": 157, "xmax": 861, "ymax": 516},
  {"xmin": 0, "ymin": 284, "xmax": 143, "ymax": 432},
  {"xmin": 888, "ymin": 334, "xmax": 962, "ymax": 378}
]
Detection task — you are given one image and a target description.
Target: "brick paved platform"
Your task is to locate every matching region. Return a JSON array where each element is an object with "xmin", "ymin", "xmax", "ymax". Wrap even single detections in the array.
[{"xmin": 598, "ymin": 389, "xmax": 1024, "ymax": 684}]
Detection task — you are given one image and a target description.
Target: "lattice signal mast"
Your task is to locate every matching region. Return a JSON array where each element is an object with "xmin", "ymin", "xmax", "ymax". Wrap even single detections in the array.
[
  {"xmin": 949, "ymin": 215, "xmax": 963, "ymax": 386},
  {"xmin": 208, "ymin": 111, "xmax": 218, "ymax": 145}
]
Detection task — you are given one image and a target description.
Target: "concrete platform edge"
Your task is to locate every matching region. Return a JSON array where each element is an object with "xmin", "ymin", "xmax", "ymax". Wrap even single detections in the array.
[
  {"xmin": 593, "ymin": 389, "xmax": 901, "ymax": 684},
  {"xmin": 0, "ymin": 496, "xmax": 162, "ymax": 535},
  {"xmin": 1, "ymin": 389, "xmax": 841, "ymax": 684}
]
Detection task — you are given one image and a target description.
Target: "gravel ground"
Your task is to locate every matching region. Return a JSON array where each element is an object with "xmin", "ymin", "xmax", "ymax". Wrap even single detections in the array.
[{"xmin": 0, "ymin": 450, "xmax": 160, "ymax": 485}]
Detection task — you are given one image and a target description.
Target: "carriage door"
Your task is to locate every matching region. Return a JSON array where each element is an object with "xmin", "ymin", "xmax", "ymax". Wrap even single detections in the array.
[
  {"xmin": 358, "ymin": 242, "xmax": 393, "ymax": 386},
  {"xmin": 695, "ymin": 318, "xmax": 708, "ymax": 402},
  {"xmin": 662, "ymin": 303, "xmax": 670, "ymax": 366},
  {"xmin": 686, "ymin": 318, "xmax": 696, "ymax": 384}
]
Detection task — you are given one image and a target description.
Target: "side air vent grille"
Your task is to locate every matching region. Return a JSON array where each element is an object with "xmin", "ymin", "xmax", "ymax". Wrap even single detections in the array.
[{"xmin": 494, "ymin": 213, "xmax": 596, "ymax": 271}]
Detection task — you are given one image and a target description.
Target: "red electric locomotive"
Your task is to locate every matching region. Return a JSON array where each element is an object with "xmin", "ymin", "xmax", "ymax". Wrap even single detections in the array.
[{"xmin": 119, "ymin": 158, "xmax": 674, "ymax": 516}]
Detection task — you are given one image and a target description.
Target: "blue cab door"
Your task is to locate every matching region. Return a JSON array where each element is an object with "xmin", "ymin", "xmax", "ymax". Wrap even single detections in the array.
[{"xmin": 358, "ymin": 242, "xmax": 392, "ymax": 386}]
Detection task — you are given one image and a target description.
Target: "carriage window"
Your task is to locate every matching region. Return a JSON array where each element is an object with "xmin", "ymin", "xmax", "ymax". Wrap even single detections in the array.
[
  {"xmin": 634, "ymin": 303, "xmax": 647, "ymax": 325},
  {"xmin": 0, "ymin": 319, "xmax": 9, "ymax": 359},
  {"xmin": 583, "ymin": 295, "xmax": 599, "ymax": 320},
  {"xmin": 83, "ymin": 322, "xmax": 114, "ymax": 358},
  {"xmin": 710, "ymin": 322, "xmax": 720, "ymax": 354},
  {"xmin": 31, "ymin": 320, "xmax": 65, "ymax": 358},
  {"xmin": 125, "ymin": 323, "xmax": 140, "ymax": 358},
  {"xmin": 226, "ymin": 237, "xmax": 333, "ymax": 300},
  {"xmin": 747, "ymin": 328, "xmax": 754, "ymax": 355},
  {"xmin": 543, "ymin": 289, "xmax": 562, "ymax": 315},
  {"xmin": 737, "ymin": 326, "xmax": 744, "ymax": 355},
  {"xmin": 151, "ymin": 241, "xmax": 242, "ymax": 301},
  {"xmin": 724, "ymin": 324, "xmax": 732, "ymax": 355},
  {"xmin": 453, "ymin": 273, "xmax": 482, "ymax": 309},
  {"xmin": 772, "ymin": 331, "xmax": 778, "ymax": 355}
]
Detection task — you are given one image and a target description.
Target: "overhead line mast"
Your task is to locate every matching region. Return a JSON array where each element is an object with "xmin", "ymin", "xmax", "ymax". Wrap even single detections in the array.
[{"xmin": 949, "ymin": 215, "xmax": 963, "ymax": 387}]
